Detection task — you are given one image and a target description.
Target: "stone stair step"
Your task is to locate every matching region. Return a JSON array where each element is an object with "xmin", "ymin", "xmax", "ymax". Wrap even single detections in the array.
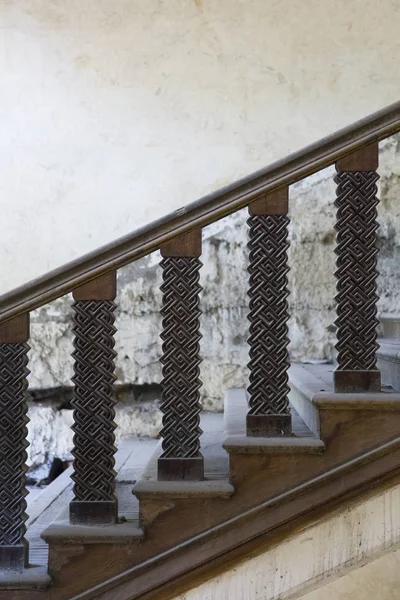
[
  {"xmin": 288, "ymin": 363, "xmax": 333, "ymax": 436},
  {"xmin": 223, "ymin": 388, "xmax": 324, "ymax": 455},
  {"xmin": 0, "ymin": 438, "xmax": 157, "ymax": 589},
  {"xmin": 41, "ymin": 438, "xmax": 158, "ymax": 547},
  {"xmin": 289, "ymin": 362, "xmax": 400, "ymax": 439},
  {"xmin": 377, "ymin": 338, "xmax": 400, "ymax": 391},
  {"xmin": 133, "ymin": 412, "xmax": 235, "ymax": 499},
  {"xmin": 380, "ymin": 313, "xmax": 400, "ymax": 339}
]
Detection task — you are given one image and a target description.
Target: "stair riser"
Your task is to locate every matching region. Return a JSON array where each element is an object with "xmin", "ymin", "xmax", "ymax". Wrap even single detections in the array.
[
  {"xmin": 378, "ymin": 356, "xmax": 400, "ymax": 391},
  {"xmin": 288, "ymin": 384, "xmax": 320, "ymax": 437},
  {"xmin": 381, "ymin": 317, "xmax": 400, "ymax": 340},
  {"xmin": 228, "ymin": 409, "xmax": 400, "ymax": 490}
]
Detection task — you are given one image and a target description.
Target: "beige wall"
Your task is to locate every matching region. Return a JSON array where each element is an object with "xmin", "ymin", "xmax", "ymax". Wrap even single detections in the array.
[
  {"xmin": 299, "ymin": 549, "xmax": 400, "ymax": 600},
  {"xmin": 1, "ymin": 0, "xmax": 400, "ymax": 292},
  {"xmin": 172, "ymin": 482, "xmax": 400, "ymax": 600}
]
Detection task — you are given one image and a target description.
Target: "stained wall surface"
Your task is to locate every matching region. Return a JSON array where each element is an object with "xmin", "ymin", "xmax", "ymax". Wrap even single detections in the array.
[
  {"xmin": 172, "ymin": 483, "xmax": 400, "ymax": 600},
  {"xmin": 1, "ymin": 0, "xmax": 400, "ymax": 290}
]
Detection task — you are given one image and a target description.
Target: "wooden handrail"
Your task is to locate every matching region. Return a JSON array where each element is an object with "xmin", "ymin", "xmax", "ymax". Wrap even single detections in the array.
[{"xmin": 0, "ymin": 100, "xmax": 399, "ymax": 323}]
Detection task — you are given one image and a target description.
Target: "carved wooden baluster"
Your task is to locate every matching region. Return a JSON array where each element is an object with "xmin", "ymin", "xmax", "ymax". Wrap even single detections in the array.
[
  {"xmin": 70, "ymin": 272, "xmax": 118, "ymax": 524},
  {"xmin": 158, "ymin": 230, "xmax": 204, "ymax": 481},
  {"xmin": 247, "ymin": 188, "xmax": 291, "ymax": 437},
  {"xmin": 334, "ymin": 143, "xmax": 381, "ymax": 392},
  {"xmin": 0, "ymin": 314, "xmax": 30, "ymax": 571}
]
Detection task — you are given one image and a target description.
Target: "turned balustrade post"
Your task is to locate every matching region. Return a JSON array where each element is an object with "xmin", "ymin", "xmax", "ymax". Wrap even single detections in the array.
[
  {"xmin": 0, "ymin": 314, "xmax": 30, "ymax": 571},
  {"xmin": 334, "ymin": 143, "xmax": 381, "ymax": 392},
  {"xmin": 70, "ymin": 271, "xmax": 118, "ymax": 524},
  {"xmin": 246, "ymin": 187, "xmax": 291, "ymax": 437},
  {"xmin": 158, "ymin": 230, "xmax": 204, "ymax": 481}
]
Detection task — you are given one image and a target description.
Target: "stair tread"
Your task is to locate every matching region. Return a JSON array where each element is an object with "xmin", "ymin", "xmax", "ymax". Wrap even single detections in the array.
[
  {"xmin": 290, "ymin": 362, "xmax": 400, "ymax": 415},
  {"xmin": 223, "ymin": 388, "xmax": 324, "ymax": 454},
  {"xmin": 290, "ymin": 362, "xmax": 400, "ymax": 396},
  {"xmin": 133, "ymin": 412, "xmax": 235, "ymax": 498},
  {"xmin": 41, "ymin": 519, "xmax": 144, "ymax": 544},
  {"xmin": 299, "ymin": 363, "xmax": 336, "ymax": 389},
  {"xmin": 377, "ymin": 339, "xmax": 400, "ymax": 357},
  {"xmin": 380, "ymin": 313, "xmax": 400, "ymax": 341},
  {"xmin": 377, "ymin": 339, "xmax": 400, "ymax": 392},
  {"xmin": 0, "ymin": 565, "xmax": 50, "ymax": 589},
  {"xmin": 40, "ymin": 438, "xmax": 159, "ymax": 544},
  {"xmin": 22, "ymin": 438, "xmax": 157, "ymax": 566}
]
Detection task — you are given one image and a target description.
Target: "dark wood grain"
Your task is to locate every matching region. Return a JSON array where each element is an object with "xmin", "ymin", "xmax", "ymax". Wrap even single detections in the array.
[
  {"xmin": 334, "ymin": 142, "xmax": 380, "ymax": 391},
  {"xmin": 0, "ymin": 314, "xmax": 29, "ymax": 343},
  {"xmin": 73, "ymin": 271, "xmax": 117, "ymax": 301},
  {"xmin": 158, "ymin": 231, "xmax": 204, "ymax": 480},
  {"xmin": 336, "ymin": 142, "xmax": 379, "ymax": 172},
  {"xmin": 248, "ymin": 187, "xmax": 288, "ymax": 215},
  {"xmin": 334, "ymin": 370, "xmax": 381, "ymax": 392},
  {"xmin": 161, "ymin": 230, "xmax": 202, "ymax": 258},
  {"xmin": 0, "ymin": 313, "xmax": 30, "ymax": 570},
  {"xmin": 247, "ymin": 190, "xmax": 291, "ymax": 435}
]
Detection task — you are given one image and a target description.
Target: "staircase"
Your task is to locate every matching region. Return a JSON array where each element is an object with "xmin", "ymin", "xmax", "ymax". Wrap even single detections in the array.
[{"xmin": 0, "ymin": 101, "xmax": 400, "ymax": 599}]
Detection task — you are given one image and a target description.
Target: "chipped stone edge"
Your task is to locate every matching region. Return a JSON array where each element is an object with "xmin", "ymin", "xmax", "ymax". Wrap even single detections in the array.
[
  {"xmin": 289, "ymin": 363, "xmax": 400, "ymax": 410},
  {"xmin": 132, "ymin": 480, "xmax": 235, "ymax": 499},
  {"xmin": 313, "ymin": 393, "xmax": 400, "ymax": 409},
  {"xmin": 41, "ymin": 520, "xmax": 144, "ymax": 545},
  {"xmin": 0, "ymin": 566, "xmax": 51, "ymax": 589},
  {"xmin": 223, "ymin": 435, "xmax": 325, "ymax": 455}
]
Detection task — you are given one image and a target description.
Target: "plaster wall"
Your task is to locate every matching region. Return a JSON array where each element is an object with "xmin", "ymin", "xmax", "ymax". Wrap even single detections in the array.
[
  {"xmin": 172, "ymin": 482, "xmax": 400, "ymax": 600},
  {"xmin": 1, "ymin": 0, "xmax": 400, "ymax": 291}
]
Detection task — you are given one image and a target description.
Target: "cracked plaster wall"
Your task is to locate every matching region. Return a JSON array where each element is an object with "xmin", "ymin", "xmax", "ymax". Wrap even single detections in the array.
[{"xmin": 1, "ymin": 0, "xmax": 400, "ymax": 291}]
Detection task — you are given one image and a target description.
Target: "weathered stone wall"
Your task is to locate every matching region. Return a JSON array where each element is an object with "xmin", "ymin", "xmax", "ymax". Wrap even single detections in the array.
[
  {"xmin": 27, "ymin": 386, "xmax": 162, "ymax": 467},
  {"xmin": 27, "ymin": 136, "xmax": 400, "ymax": 418}
]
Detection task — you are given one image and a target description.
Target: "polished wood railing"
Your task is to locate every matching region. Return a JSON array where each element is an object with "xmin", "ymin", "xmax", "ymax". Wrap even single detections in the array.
[{"xmin": 0, "ymin": 101, "xmax": 399, "ymax": 570}]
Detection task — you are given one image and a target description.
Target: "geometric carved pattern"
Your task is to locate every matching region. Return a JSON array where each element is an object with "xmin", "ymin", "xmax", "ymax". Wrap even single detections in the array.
[
  {"xmin": 247, "ymin": 215, "xmax": 291, "ymax": 415},
  {"xmin": 71, "ymin": 301, "xmax": 117, "ymax": 501},
  {"xmin": 0, "ymin": 343, "xmax": 29, "ymax": 546},
  {"xmin": 334, "ymin": 170, "xmax": 380, "ymax": 370},
  {"xmin": 159, "ymin": 257, "xmax": 203, "ymax": 458}
]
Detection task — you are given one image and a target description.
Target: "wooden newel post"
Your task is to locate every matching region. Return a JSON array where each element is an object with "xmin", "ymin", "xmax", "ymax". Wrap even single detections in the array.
[
  {"xmin": 70, "ymin": 271, "xmax": 118, "ymax": 525},
  {"xmin": 246, "ymin": 187, "xmax": 292, "ymax": 437},
  {"xmin": 334, "ymin": 143, "xmax": 381, "ymax": 393},
  {"xmin": 0, "ymin": 314, "xmax": 30, "ymax": 571},
  {"xmin": 158, "ymin": 230, "xmax": 204, "ymax": 481}
]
